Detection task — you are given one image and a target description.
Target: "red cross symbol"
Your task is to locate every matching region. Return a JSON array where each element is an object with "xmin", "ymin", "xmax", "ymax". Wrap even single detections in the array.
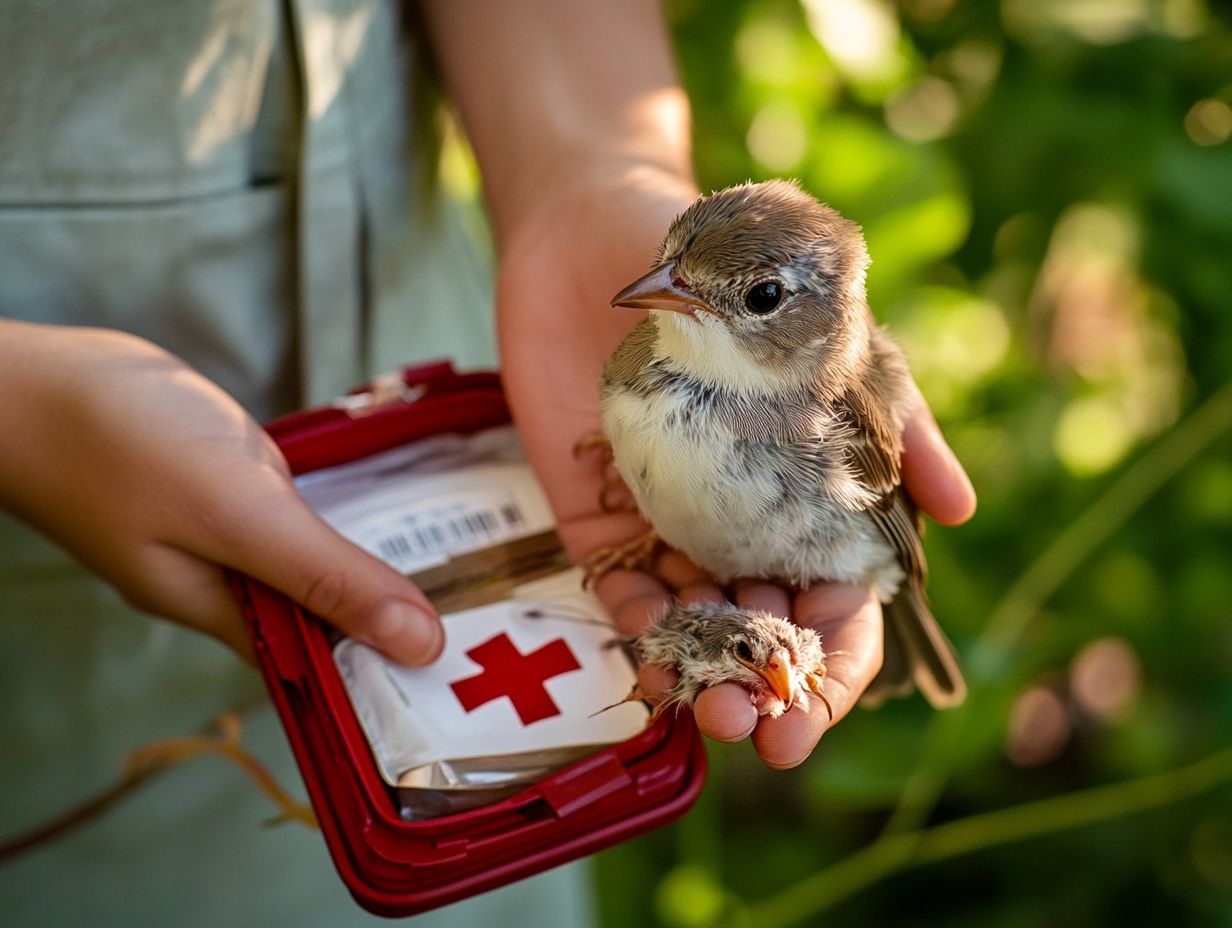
[{"xmin": 449, "ymin": 633, "xmax": 582, "ymax": 725}]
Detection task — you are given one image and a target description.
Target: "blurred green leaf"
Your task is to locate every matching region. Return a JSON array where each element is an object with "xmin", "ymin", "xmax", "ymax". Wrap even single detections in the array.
[
  {"xmin": 592, "ymin": 2, "xmax": 1232, "ymax": 924},
  {"xmin": 655, "ymin": 865, "xmax": 729, "ymax": 928}
]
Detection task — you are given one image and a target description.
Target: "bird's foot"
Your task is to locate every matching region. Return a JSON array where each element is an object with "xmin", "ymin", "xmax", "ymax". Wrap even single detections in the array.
[
  {"xmin": 589, "ymin": 682, "xmax": 647, "ymax": 718},
  {"xmin": 805, "ymin": 670, "xmax": 834, "ymax": 721},
  {"xmin": 572, "ymin": 430, "xmax": 612, "ymax": 463},
  {"xmin": 580, "ymin": 530, "xmax": 662, "ymax": 588},
  {"xmin": 572, "ymin": 430, "xmax": 635, "ymax": 512}
]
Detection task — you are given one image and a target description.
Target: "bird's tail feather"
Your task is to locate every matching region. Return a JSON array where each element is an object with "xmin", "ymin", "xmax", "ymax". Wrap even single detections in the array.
[{"xmin": 865, "ymin": 581, "xmax": 966, "ymax": 709}]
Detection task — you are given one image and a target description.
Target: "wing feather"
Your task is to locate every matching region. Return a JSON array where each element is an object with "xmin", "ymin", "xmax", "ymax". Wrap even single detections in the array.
[
  {"xmin": 825, "ymin": 340, "xmax": 965, "ymax": 706},
  {"xmin": 833, "ymin": 383, "xmax": 928, "ymax": 585}
]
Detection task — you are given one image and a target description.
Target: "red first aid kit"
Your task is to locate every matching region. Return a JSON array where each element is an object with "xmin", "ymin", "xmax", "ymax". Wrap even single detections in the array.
[{"xmin": 230, "ymin": 361, "xmax": 707, "ymax": 917}]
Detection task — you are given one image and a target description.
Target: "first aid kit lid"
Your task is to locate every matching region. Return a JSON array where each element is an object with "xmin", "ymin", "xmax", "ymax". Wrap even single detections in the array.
[{"xmin": 231, "ymin": 361, "xmax": 707, "ymax": 917}]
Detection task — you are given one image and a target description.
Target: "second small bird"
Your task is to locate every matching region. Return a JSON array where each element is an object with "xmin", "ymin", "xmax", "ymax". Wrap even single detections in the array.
[{"xmin": 598, "ymin": 180, "xmax": 965, "ymax": 708}]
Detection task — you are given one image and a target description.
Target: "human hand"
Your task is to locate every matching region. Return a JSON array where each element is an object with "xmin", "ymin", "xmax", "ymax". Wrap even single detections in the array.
[
  {"xmin": 630, "ymin": 394, "xmax": 976, "ymax": 769},
  {"xmin": 497, "ymin": 171, "xmax": 975, "ymax": 767},
  {"xmin": 0, "ymin": 321, "xmax": 443, "ymax": 664},
  {"xmin": 421, "ymin": 0, "xmax": 974, "ymax": 765}
]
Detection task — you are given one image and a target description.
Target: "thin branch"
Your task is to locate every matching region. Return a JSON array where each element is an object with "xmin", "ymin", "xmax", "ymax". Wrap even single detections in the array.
[
  {"xmin": 734, "ymin": 749, "xmax": 1232, "ymax": 928},
  {"xmin": 882, "ymin": 381, "xmax": 1232, "ymax": 837},
  {"xmin": 0, "ymin": 707, "xmax": 314, "ymax": 864},
  {"xmin": 126, "ymin": 736, "xmax": 317, "ymax": 829},
  {"xmin": 0, "ymin": 766, "xmax": 164, "ymax": 862},
  {"xmin": 974, "ymin": 380, "xmax": 1232, "ymax": 671}
]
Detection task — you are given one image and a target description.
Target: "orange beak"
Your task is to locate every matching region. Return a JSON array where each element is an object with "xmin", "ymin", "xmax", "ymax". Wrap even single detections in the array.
[
  {"xmin": 611, "ymin": 263, "xmax": 705, "ymax": 317},
  {"xmin": 738, "ymin": 649, "xmax": 795, "ymax": 709}
]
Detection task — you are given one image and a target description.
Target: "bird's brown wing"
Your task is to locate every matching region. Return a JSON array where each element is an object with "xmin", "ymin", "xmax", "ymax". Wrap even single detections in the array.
[
  {"xmin": 834, "ymin": 377, "xmax": 927, "ymax": 584},
  {"xmin": 832, "ymin": 377, "xmax": 966, "ymax": 708}
]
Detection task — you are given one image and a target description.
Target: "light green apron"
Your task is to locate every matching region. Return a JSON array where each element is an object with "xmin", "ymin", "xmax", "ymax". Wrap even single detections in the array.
[{"xmin": 0, "ymin": 2, "xmax": 585, "ymax": 924}]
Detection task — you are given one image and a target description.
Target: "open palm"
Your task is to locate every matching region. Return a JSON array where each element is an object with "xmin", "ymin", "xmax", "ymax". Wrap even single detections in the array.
[{"xmin": 497, "ymin": 166, "xmax": 975, "ymax": 767}]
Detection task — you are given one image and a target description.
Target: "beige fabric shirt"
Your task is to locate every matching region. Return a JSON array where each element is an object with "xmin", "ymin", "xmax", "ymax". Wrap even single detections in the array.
[
  {"xmin": 0, "ymin": 2, "xmax": 589, "ymax": 924},
  {"xmin": 0, "ymin": 0, "xmax": 421, "ymax": 416}
]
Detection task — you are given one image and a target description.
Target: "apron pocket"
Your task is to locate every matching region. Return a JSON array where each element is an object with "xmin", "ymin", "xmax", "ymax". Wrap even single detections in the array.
[{"xmin": 0, "ymin": 183, "xmax": 297, "ymax": 419}]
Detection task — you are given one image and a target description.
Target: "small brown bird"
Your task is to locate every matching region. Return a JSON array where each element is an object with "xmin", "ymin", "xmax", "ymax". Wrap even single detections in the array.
[
  {"xmin": 596, "ymin": 180, "xmax": 965, "ymax": 707},
  {"xmin": 638, "ymin": 603, "xmax": 831, "ymax": 720}
]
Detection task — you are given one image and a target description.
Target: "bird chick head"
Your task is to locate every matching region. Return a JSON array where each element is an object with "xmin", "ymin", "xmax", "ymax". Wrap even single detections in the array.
[
  {"xmin": 640, "ymin": 603, "xmax": 829, "ymax": 719},
  {"xmin": 611, "ymin": 180, "xmax": 870, "ymax": 382}
]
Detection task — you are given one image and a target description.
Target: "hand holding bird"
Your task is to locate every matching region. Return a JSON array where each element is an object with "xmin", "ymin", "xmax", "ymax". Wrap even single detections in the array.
[
  {"xmin": 638, "ymin": 603, "xmax": 832, "ymax": 721},
  {"xmin": 497, "ymin": 170, "xmax": 975, "ymax": 768}
]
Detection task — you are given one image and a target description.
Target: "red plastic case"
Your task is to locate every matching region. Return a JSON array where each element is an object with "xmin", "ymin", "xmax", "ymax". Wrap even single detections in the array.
[{"xmin": 230, "ymin": 361, "xmax": 707, "ymax": 917}]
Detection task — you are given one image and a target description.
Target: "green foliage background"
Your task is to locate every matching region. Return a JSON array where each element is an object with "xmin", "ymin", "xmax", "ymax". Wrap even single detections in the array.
[{"xmin": 588, "ymin": 1, "xmax": 1232, "ymax": 925}]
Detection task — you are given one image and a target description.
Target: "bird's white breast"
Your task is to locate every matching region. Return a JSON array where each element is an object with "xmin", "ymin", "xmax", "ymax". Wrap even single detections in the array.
[
  {"xmin": 603, "ymin": 384, "xmax": 773, "ymax": 534},
  {"xmin": 601, "ymin": 367, "xmax": 903, "ymax": 598}
]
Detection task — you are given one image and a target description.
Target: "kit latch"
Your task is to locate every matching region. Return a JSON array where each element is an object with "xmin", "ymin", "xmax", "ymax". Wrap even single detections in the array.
[
  {"xmin": 333, "ymin": 371, "xmax": 426, "ymax": 417},
  {"xmin": 538, "ymin": 752, "xmax": 632, "ymax": 817}
]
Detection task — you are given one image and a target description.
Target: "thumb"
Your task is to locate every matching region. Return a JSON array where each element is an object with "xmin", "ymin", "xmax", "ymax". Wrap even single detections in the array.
[{"xmin": 215, "ymin": 485, "xmax": 444, "ymax": 666}]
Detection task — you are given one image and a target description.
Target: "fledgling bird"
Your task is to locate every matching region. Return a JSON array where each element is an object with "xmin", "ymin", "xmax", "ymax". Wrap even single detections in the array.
[
  {"xmin": 596, "ymin": 179, "xmax": 965, "ymax": 707},
  {"xmin": 638, "ymin": 603, "xmax": 831, "ymax": 720}
]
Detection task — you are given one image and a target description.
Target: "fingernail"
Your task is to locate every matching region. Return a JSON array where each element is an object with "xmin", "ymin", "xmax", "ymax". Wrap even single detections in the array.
[
  {"xmin": 715, "ymin": 719, "xmax": 757, "ymax": 743},
  {"xmin": 946, "ymin": 453, "xmax": 978, "ymax": 519},
  {"xmin": 942, "ymin": 442, "xmax": 976, "ymax": 495},
  {"xmin": 927, "ymin": 422, "xmax": 978, "ymax": 521},
  {"xmin": 368, "ymin": 600, "xmax": 443, "ymax": 665},
  {"xmin": 765, "ymin": 756, "xmax": 808, "ymax": 771},
  {"xmin": 924, "ymin": 419, "xmax": 960, "ymax": 475}
]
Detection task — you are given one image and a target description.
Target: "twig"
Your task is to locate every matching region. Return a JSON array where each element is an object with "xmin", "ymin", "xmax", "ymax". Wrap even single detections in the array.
[
  {"xmin": 728, "ymin": 383, "xmax": 1232, "ymax": 924},
  {"xmin": 0, "ymin": 707, "xmax": 315, "ymax": 864},
  {"xmin": 974, "ymin": 380, "xmax": 1232, "ymax": 671},
  {"xmin": 125, "ymin": 734, "xmax": 317, "ymax": 829},
  {"xmin": 0, "ymin": 766, "xmax": 164, "ymax": 862},
  {"xmin": 883, "ymin": 381, "xmax": 1232, "ymax": 837},
  {"xmin": 732, "ymin": 749, "xmax": 1232, "ymax": 928}
]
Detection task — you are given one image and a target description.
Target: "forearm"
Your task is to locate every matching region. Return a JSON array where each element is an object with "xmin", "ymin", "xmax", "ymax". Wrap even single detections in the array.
[
  {"xmin": 0, "ymin": 318, "xmax": 49, "ymax": 514},
  {"xmin": 0, "ymin": 320, "xmax": 189, "ymax": 543},
  {"xmin": 0, "ymin": 318, "xmax": 444, "ymax": 661},
  {"xmin": 0, "ymin": 319, "xmax": 109, "ymax": 517},
  {"xmin": 417, "ymin": 0, "xmax": 693, "ymax": 245}
]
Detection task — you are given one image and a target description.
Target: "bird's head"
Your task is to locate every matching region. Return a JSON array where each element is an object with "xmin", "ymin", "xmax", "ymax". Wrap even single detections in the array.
[
  {"xmin": 693, "ymin": 607, "xmax": 823, "ymax": 716},
  {"xmin": 611, "ymin": 180, "xmax": 871, "ymax": 388}
]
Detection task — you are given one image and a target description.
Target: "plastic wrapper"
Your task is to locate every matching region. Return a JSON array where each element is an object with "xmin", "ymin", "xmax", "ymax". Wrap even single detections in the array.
[{"xmin": 296, "ymin": 426, "xmax": 649, "ymax": 819}]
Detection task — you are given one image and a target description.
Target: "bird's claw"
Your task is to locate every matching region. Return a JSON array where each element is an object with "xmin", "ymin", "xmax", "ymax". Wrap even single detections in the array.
[
  {"xmin": 573, "ymin": 430, "xmax": 636, "ymax": 512},
  {"xmin": 805, "ymin": 670, "xmax": 834, "ymax": 722},
  {"xmin": 598, "ymin": 480, "xmax": 634, "ymax": 513},
  {"xmin": 580, "ymin": 530, "xmax": 663, "ymax": 589},
  {"xmin": 590, "ymin": 682, "xmax": 647, "ymax": 718},
  {"xmin": 572, "ymin": 430, "xmax": 612, "ymax": 463}
]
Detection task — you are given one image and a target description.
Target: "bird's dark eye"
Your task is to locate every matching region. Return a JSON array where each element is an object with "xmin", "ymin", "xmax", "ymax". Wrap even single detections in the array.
[
  {"xmin": 745, "ymin": 281, "xmax": 783, "ymax": 314},
  {"xmin": 734, "ymin": 640, "xmax": 754, "ymax": 662}
]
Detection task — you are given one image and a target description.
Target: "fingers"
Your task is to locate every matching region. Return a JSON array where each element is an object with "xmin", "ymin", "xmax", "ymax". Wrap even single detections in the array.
[
  {"xmin": 677, "ymin": 582, "xmax": 726, "ymax": 606},
  {"xmin": 751, "ymin": 691, "xmax": 835, "ymax": 770},
  {"xmin": 750, "ymin": 585, "xmax": 883, "ymax": 768},
  {"xmin": 656, "ymin": 550, "xmax": 711, "ymax": 590},
  {"xmin": 901, "ymin": 387, "xmax": 976, "ymax": 526},
  {"xmin": 124, "ymin": 543, "xmax": 258, "ymax": 662},
  {"xmin": 688, "ymin": 580, "xmax": 789, "ymax": 743},
  {"xmin": 732, "ymin": 579, "xmax": 791, "ymax": 618},
  {"xmin": 693, "ymin": 684, "xmax": 758, "ymax": 742},
  {"xmin": 205, "ymin": 479, "xmax": 444, "ymax": 667},
  {"xmin": 637, "ymin": 663, "xmax": 678, "ymax": 700},
  {"xmin": 599, "ymin": 558, "xmax": 760, "ymax": 737},
  {"xmin": 692, "ymin": 583, "xmax": 884, "ymax": 762},
  {"xmin": 595, "ymin": 568, "xmax": 671, "ymax": 636},
  {"xmin": 792, "ymin": 581, "xmax": 872, "ymax": 627},
  {"xmin": 593, "ymin": 548, "xmax": 880, "ymax": 768}
]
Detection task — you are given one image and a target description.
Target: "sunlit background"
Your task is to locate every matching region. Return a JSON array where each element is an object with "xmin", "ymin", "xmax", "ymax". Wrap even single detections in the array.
[{"xmin": 415, "ymin": 0, "xmax": 1232, "ymax": 924}]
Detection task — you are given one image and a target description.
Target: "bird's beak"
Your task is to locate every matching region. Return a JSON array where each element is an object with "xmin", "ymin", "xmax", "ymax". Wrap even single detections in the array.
[
  {"xmin": 611, "ymin": 263, "xmax": 704, "ymax": 317},
  {"xmin": 749, "ymin": 650, "xmax": 796, "ymax": 709}
]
